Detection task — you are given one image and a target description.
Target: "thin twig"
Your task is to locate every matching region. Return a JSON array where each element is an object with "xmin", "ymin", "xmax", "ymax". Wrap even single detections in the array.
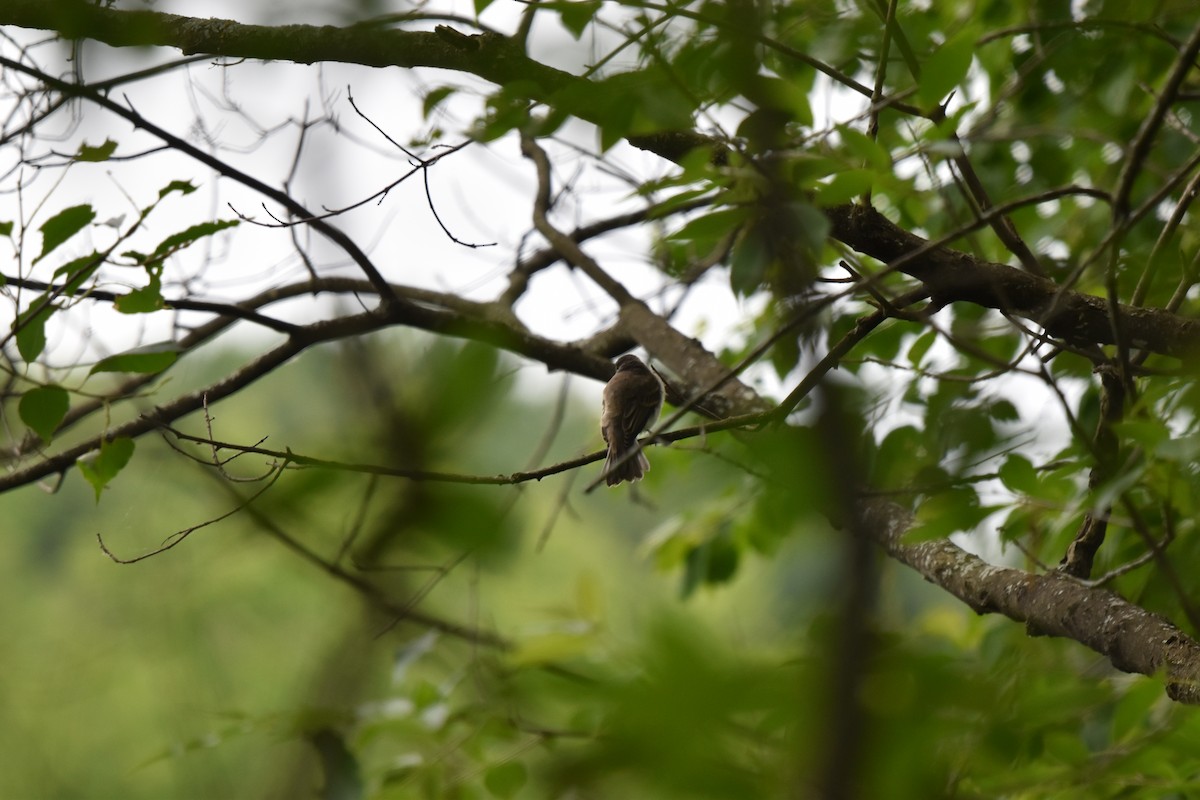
[{"xmin": 97, "ymin": 459, "xmax": 287, "ymax": 564}]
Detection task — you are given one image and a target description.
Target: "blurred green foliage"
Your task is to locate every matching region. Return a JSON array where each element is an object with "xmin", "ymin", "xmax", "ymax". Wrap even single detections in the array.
[{"xmin": 1, "ymin": 334, "xmax": 1198, "ymax": 798}]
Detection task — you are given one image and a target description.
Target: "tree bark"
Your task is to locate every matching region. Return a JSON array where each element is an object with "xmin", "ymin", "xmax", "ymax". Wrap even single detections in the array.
[{"xmin": 861, "ymin": 497, "xmax": 1200, "ymax": 704}]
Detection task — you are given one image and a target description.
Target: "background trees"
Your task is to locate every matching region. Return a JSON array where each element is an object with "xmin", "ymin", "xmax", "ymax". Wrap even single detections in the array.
[{"xmin": 4, "ymin": 0, "xmax": 1200, "ymax": 797}]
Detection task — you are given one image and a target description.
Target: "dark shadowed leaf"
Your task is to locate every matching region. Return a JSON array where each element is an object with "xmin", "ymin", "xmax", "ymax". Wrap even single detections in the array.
[
  {"xmin": 555, "ymin": 0, "xmax": 600, "ymax": 38},
  {"xmin": 14, "ymin": 302, "xmax": 55, "ymax": 362},
  {"xmin": 311, "ymin": 729, "xmax": 364, "ymax": 800},
  {"xmin": 158, "ymin": 179, "xmax": 197, "ymax": 199},
  {"xmin": 989, "ymin": 399, "xmax": 1020, "ymax": 422},
  {"xmin": 75, "ymin": 139, "xmax": 118, "ymax": 162},
  {"xmin": 906, "ymin": 485, "xmax": 998, "ymax": 542},
  {"xmin": 730, "ymin": 225, "xmax": 769, "ymax": 296},
  {"xmin": 484, "ymin": 761, "xmax": 527, "ymax": 799}
]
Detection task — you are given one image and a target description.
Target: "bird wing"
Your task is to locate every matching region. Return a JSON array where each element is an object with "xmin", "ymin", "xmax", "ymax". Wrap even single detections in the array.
[{"xmin": 618, "ymin": 373, "xmax": 662, "ymax": 441}]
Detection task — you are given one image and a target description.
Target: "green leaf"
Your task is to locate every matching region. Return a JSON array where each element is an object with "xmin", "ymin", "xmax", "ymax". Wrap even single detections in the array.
[
  {"xmin": 837, "ymin": 125, "xmax": 892, "ymax": 172},
  {"xmin": 75, "ymin": 139, "xmax": 118, "ymax": 162},
  {"xmin": 422, "ymin": 86, "xmax": 456, "ymax": 118},
  {"xmin": 1156, "ymin": 433, "xmax": 1200, "ymax": 462},
  {"xmin": 770, "ymin": 332, "xmax": 801, "ymax": 378},
  {"xmin": 998, "ymin": 454, "xmax": 1038, "ymax": 495},
  {"xmin": 918, "ymin": 27, "xmax": 979, "ymax": 107},
  {"xmin": 158, "ymin": 180, "xmax": 197, "ymax": 199},
  {"xmin": 681, "ymin": 533, "xmax": 740, "ymax": 598},
  {"xmin": 790, "ymin": 202, "xmax": 832, "ymax": 257},
  {"xmin": 814, "ymin": 169, "xmax": 874, "ymax": 207},
  {"xmin": 552, "ymin": 67, "xmax": 696, "ymax": 151},
  {"xmin": 14, "ymin": 302, "xmax": 55, "ymax": 362},
  {"xmin": 34, "ymin": 204, "xmax": 95, "ymax": 264},
  {"xmin": 0, "ymin": 220, "xmax": 12, "ymax": 237},
  {"xmin": 1111, "ymin": 680, "xmax": 1163, "ymax": 742},
  {"xmin": 18, "ymin": 385, "xmax": 69, "ymax": 443},
  {"xmin": 556, "ymin": 0, "xmax": 600, "ymax": 38},
  {"xmin": 906, "ymin": 486, "xmax": 997, "ymax": 542},
  {"xmin": 474, "ymin": 81, "xmax": 539, "ymax": 143},
  {"xmin": 668, "ymin": 207, "xmax": 745, "ymax": 246},
  {"xmin": 89, "ymin": 342, "xmax": 180, "ymax": 375},
  {"xmin": 10, "ymin": 254, "xmax": 104, "ymax": 363},
  {"xmin": 988, "ymin": 399, "xmax": 1020, "ymax": 422},
  {"xmin": 646, "ymin": 186, "xmax": 715, "ymax": 217},
  {"xmin": 907, "ymin": 329, "xmax": 937, "ymax": 368},
  {"xmin": 484, "ymin": 761, "xmax": 527, "ymax": 799},
  {"xmin": 114, "ymin": 275, "xmax": 165, "ymax": 314},
  {"xmin": 508, "ymin": 632, "xmax": 593, "ymax": 666},
  {"xmin": 474, "ymin": 0, "xmax": 495, "ymax": 14},
  {"xmin": 78, "ymin": 437, "xmax": 135, "ymax": 502},
  {"xmin": 53, "ymin": 251, "xmax": 104, "ymax": 294},
  {"xmin": 751, "ymin": 75, "xmax": 813, "ymax": 128},
  {"xmin": 1116, "ymin": 419, "xmax": 1169, "ymax": 451},
  {"xmin": 997, "ymin": 505, "xmax": 1033, "ymax": 545},
  {"xmin": 730, "ymin": 226, "xmax": 769, "ymax": 296},
  {"xmin": 871, "ymin": 425, "xmax": 927, "ymax": 489},
  {"xmin": 151, "ymin": 219, "xmax": 239, "ymax": 259},
  {"xmin": 311, "ymin": 729, "xmax": 364, "ymax": 800}
]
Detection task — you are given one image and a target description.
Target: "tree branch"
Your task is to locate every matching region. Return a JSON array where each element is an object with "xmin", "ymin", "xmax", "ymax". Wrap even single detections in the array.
[
  {"xmin": 0, "ymin": 0, "xmax": 578, "ymax": 99},
  {"xmin": 861, "ymin": 497, "xmax": 1200, "ymax": 704},
  {"xmin": 829, "ymin": 203, "xmax": 1200, "ymax": 358}
]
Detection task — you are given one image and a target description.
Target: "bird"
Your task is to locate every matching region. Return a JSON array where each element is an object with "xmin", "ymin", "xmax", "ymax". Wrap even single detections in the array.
[{"xmin": 600, "ymin": 354, "xmax": 665, "ymax": 486}]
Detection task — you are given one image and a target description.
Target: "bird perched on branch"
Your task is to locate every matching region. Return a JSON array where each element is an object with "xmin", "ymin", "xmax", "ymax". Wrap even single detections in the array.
[{"xmin": 600, "ymin": 354, "xmax": 664, "ymax": 486}]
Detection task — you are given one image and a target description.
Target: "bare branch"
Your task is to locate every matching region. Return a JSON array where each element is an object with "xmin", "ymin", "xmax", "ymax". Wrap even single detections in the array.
[{"xmin": 97, "ymin": 459, "xmax": 286, "ymax": 564}]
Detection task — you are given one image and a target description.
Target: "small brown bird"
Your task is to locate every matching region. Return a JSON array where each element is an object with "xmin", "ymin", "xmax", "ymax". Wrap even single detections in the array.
[{"xmin": 600, "ymin": 354, "xmax": 665, "ymax": 486}]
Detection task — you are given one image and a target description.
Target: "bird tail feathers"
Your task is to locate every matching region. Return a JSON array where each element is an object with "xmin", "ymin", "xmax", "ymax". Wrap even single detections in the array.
[{"xmin": 603, "ymin": 444, "xmax": 650, "ymax": 486}]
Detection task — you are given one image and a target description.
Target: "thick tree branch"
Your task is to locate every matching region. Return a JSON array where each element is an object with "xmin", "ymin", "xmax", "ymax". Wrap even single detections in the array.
[
  {"xmin": 829, "ymin": 204, "xmax": 1200, "ymax": 359},
  {"xmin": 861, "ymin": 497, "xmax": 1200, "ymax": 704},
  {"xmin": 0, "ymin": 0, "xmax": 578, "ymax": 98}
]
